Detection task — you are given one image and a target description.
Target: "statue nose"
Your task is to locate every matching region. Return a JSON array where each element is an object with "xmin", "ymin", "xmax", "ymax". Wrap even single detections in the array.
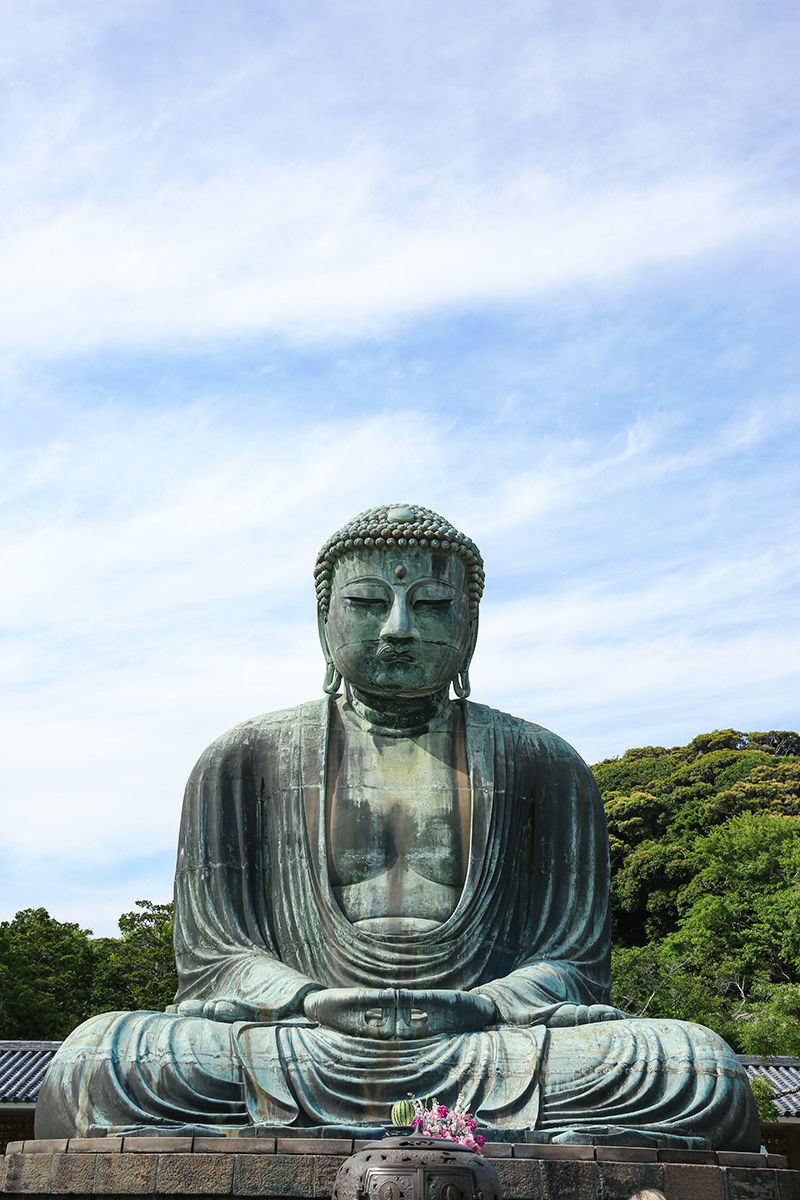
[{"xmin": 380, "ymin": 596, "xmax": 420, "ymax": 642}]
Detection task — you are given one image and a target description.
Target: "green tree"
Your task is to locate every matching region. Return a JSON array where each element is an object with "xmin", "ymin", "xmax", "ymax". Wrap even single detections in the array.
[
  {"xmin": 91, "ymin": 900, "xmax": 177, "ymax": 1014},
  {"xmin": 675, "ymin": 812, "xmax": 800, "ymax": 983},
  {"xmin": 0, "ymin": 908, "xmax": 94, "ymax": 1039},
  {"xmin": 596, "ymin": 731, "xmax": 800, "ymax": 947},
  {"xmin": 733, "ymin": 983, "xmax": 800, "ymax": 1057},
  {"xmin": 595, "ymin": 729, "xmax": 800, "ymax": 1056},
  {"xmin": 0, "ymin": 900, "xmax": 177, "ymax": 1040},
  {"xmin": 610, "ymin": 941, "xmax": 739, "ymax": 1040},
  {"xmin": 749, "ymin": 1077, "xmax": 779, "ymax": 1125}
]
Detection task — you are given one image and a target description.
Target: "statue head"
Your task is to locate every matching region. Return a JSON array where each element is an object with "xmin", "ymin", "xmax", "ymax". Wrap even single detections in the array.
[{"xmin": 315, "ymin": 504, "xmax": 484, "ymax": 701}]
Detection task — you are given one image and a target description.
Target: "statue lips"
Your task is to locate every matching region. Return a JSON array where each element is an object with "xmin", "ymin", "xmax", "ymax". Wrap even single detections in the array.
[{"xmin": 375, "ymin": 645, "xmax": 417, "ymax": 665}]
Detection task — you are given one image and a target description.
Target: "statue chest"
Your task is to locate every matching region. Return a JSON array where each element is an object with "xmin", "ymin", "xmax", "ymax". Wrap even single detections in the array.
[{"xmin": 325, "ymin": 705, "xmax": 471, "ymax": 934}]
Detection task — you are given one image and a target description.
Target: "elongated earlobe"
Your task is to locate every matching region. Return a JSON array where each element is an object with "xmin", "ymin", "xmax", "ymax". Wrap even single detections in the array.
[
  {"xmin": 318, "ymin": 609, "xmax": 342, "ymax": 695},
  {"xmin": 453, "ymin": 615, "xmax": 478, "ymax": 699},
  {"xmin": 323, "ymin": 661, "xmax": 342, "ymax": 695},
  {"xmin": 452, "ymin": 668, "xmax": 471, "ymax": 699}
]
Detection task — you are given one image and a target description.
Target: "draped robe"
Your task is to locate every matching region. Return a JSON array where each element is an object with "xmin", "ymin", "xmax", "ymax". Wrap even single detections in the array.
[
  {"xmin": 35, "ymin": 698, "xmax": 759, "ymax": 1147},
  {"xmin": 174, "ymin": 697, "xmax": 613, "ymax": 1022}
]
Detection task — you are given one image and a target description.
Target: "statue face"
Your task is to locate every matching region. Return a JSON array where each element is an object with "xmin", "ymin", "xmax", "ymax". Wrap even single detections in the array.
[{"xmin": 325, "ymin": 547, "xmax": 473, "ymax": 697}]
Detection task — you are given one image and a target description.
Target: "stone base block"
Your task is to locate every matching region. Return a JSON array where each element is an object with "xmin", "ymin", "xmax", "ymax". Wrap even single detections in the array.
[{"xmin": 2, "ymin": 1139, "xmax": 799, "ymax": 1200}]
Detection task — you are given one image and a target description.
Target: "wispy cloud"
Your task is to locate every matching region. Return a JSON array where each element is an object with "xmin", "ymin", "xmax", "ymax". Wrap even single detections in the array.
[
  {"xmin": 1, "ymin": 3, "xmax": 797, "ymax": 357},
  {"xmin": 4, "ymin": 156, "xmax": 793, "ymax": 356}
]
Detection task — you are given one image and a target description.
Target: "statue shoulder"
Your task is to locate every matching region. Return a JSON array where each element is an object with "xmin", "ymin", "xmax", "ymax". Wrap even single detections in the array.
[
  {"xmin": 462, "ymin": 699, "xmax": 596, "ymax": 784},
  {"xmin": 188, "ymin": 698, "xmax": 329, "ymax": 777}
]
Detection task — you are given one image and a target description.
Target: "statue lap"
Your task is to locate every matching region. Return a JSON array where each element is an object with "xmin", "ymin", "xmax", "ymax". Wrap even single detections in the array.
[{"xmin": 37, "ymin": 1007, "xmax": 757, "ymax": 1149}]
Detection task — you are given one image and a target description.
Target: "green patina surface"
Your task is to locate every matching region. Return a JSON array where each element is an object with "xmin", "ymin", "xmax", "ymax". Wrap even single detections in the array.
[{"xmin": 35, "ymin": 504, "xmax": 759, "ymax": 1150}]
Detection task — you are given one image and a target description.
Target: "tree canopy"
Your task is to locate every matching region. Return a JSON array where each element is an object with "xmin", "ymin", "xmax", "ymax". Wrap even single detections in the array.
[
  {"xmin": 599, "ymin": 729, "xmax": 800, "ymax": 1054},
  {"xmin": 0, "ymin": 908, "xmax": 94, "ymax": 1040},
  {"xmin": 0, "ymin": 900, "xmax": 177, "ymax": 1040}
]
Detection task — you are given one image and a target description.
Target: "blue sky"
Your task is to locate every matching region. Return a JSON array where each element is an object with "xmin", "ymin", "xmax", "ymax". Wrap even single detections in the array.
[{"xmin": 1, "ymin": 0, "xmax": 798, "ymax": 935}]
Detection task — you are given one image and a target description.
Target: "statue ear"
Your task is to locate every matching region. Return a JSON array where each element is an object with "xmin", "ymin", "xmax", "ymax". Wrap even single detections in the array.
[
  {"xmin": 453, "ymin": 614, "xmax": 479, "ymax": 699},
  {"xmin": 318, "ymin": 610, "xmax": 342, "ymax": 696}
]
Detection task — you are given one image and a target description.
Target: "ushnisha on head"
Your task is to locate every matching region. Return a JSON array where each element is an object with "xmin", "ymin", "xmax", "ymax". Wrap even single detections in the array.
[{"xmin": 315, "ymin": 504, "xmax": 484, "ymax": 701}]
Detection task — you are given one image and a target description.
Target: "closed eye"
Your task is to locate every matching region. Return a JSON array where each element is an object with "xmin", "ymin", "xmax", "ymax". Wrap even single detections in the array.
[
  {"xmin": 413, "ymin": 599, "xmax": 452, "ymax": 612},
  {"xmin": 345, "ymin": 597, "xmax": 388, "ymax": 612}
]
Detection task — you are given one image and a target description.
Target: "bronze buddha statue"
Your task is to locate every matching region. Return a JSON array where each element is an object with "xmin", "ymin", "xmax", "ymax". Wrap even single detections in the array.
[{"xmin": 36, "ymin": 504, "xmax": 758, "ymax": 1149}]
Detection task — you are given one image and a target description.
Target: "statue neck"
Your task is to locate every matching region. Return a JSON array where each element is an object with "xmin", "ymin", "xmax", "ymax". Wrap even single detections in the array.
[{"xmin": 344, "ymin": 683, "xmax": 452, "ymax": 737}]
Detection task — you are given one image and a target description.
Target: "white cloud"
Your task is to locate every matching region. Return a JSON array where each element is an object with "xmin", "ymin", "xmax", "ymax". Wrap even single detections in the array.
[
  {"xmin": 1, "ymin": 161, "xmax": 794, "ymax": 356},
  {"xmin": 0, "ymin": 2, "xmax": 797, "ymax": 358}
]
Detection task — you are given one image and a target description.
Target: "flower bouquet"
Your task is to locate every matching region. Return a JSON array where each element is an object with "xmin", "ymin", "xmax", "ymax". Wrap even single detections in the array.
[{"xmin": 392, "ymin": 1094, "xmax": 485, "ymax": 1154}]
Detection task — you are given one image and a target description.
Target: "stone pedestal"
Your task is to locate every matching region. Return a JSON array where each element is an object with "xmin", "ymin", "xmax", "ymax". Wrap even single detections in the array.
[{"xmin": 3, "ymin": 1137, "xmax": 800, "ymax": 1200}]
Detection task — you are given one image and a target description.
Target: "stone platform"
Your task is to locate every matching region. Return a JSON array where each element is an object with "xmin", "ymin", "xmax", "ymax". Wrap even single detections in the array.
[{"xmin": 2, "ymin": 1137, "xmax": 798, "ymax": 1200}]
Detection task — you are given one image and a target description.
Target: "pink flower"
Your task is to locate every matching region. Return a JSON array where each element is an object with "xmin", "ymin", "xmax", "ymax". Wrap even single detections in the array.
[
  {"xmin": 475, "ymin": 1134, "xmax": 485, "ymax": 1148},
  {"xmin": 406, "ymin": 1095, "xmax": 484, "ymax": 1156}
]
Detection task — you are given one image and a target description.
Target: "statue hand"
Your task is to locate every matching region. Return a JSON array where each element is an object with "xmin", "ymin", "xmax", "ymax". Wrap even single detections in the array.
[
  {"xmin": 303, "ymin": 988, "xmax": 402, "ymax": 1037},
  {"xmin": 175, "ymin": 998, "xmax": 269, "ymax": 1022},
  {"xmin": 395, "ymin": 990, "xmax": 497, "ymax": 1038},
  {"xmin": 303, "ymin": 987, "xmax": 496, "ymax": 1039},
  {"xmin": 546, "ymin": 1002, "xmax": 627, "ymax": 1028}
]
